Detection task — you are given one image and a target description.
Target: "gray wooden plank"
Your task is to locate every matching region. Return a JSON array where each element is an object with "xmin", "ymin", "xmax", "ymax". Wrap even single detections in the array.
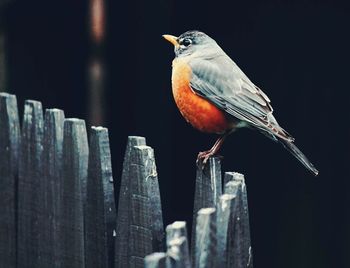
[
  {"xmin": 129, "ymin": 224, "xmax": 153, "ymax": 258},
  {"xmin": 17, "ymin": 100, "xmax": 44, "ymax": 268},
  {"xmin": 167, "ymin": 236, "xmax": 190, "ymax": 268},
  {"xmin": 224, "ymin": 180, "xmax": 241, "ymax": 196},
  {"xmin": 216, "ymin": 194, "xmax": 236, "ymax": 268},
  {"xmin": 0, "ymin": 93, "xmax": 20, "ymax": 267},
  {"xmin": 224, "ymin": 171, "xmax": 244, "ymax": 189},
  {"xmin": 130, "ymin": 256, "xmax": 146, "ymax": 268},
  {"xmin": 224, "ymin": 172, "xmax": 253, "ymax": 268},
  {"xmin": 61, "ymin": 118, "xmax": 89, "ymax": 267},
  {"xmin": 144, "ymin": 147, "xmax": 165, "ymax": 253},
  {"xmin": 115, "ymin": 138, "xmax": 165, "ymax": 268},
  {"xmin": 166, "ymin": 221, "xmax": 188, "ymax": 247},
  {"xmin": 128, "ymin": 145, "xmax": 164, "ymax": 267},
  {"xmin": 166, "ymin": 221, "xmax": 191, "ymax": 268},
  {"xmin": 115, "ymin": 136, "xmax": 146, "ymax": 268},
  {"xmin": 191, "ymin": 157, "xmax": 222, "ymax": 265},
  {"xmin": 144, "ymin": 252, "xmax": 167, "ymax": 268},
  {"xmin": 194, "ymin": 208, "xmax": 217, "ymax": 268},
  {"xmin": 85, "ymin": 126, "xmax": 116, "ymax": 268},
  {"xmin": 40, "ymin": 108, "xmax": 65, "ymax": 267}
]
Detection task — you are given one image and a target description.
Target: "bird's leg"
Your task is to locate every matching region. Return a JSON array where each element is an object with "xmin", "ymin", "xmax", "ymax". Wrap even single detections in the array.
[
  {"xmin": 197, "ymin": 137, "xmax": 223, "ymax": 159},
  {"xmin": 197, "ymin": 131, "xmax": 231, "ymax": 165}
]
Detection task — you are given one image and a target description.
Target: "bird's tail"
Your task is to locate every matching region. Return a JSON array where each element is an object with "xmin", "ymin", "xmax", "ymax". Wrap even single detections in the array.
[{"xmin": 279, "ymin": 138, "xmax": 319, "ymax": 176}]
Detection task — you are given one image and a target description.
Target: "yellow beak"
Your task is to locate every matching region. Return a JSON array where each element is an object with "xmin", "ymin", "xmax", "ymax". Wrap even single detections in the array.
[{"xmin": 162, "ymin": 34, "xmax": 179, "ymax": 47}]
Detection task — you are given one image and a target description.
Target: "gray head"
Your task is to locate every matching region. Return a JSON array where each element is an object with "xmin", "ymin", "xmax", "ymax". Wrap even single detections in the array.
[{"xmin": 163, "ymin": 30, "xmax": 222, "ymax": 58}]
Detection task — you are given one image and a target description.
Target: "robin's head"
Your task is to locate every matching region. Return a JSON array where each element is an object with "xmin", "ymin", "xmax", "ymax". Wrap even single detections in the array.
[{"xmin": 163, "ymin": 30, "xmax": 220, "ymax": 58}]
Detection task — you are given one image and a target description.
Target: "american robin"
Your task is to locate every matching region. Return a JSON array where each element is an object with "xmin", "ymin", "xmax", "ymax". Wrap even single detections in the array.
[{"xmin": 163, "ymin": 30, "xmax": 318, "ymax": 175}]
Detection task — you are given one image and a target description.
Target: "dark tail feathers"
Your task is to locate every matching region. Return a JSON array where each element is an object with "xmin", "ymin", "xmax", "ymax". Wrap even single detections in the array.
[{"xmin": 279, "ymin": 139, "xmax": 319, "ymax": 176}]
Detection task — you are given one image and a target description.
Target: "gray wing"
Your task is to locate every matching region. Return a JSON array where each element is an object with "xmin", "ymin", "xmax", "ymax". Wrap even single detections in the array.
[{"xmin": 189, "ymin": 56, "xmax": 293, "ymax": 142}]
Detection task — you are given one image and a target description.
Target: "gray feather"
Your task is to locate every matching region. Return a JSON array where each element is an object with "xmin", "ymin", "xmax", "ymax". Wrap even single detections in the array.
[{"xmin": 189, "ymin": 55, "xmax": 293, "ymax": 141}]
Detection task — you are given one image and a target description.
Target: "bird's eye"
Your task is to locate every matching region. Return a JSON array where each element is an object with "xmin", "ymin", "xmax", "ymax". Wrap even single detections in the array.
[{"xmin": 181, "ymin": 38, "xmax": 192, "ymax": 47}]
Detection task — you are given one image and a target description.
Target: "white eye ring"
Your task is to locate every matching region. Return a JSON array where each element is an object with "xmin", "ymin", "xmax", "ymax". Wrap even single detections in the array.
[{"xmin": 181, "ymin": 38, "xmax": 192, "ymax": 47}]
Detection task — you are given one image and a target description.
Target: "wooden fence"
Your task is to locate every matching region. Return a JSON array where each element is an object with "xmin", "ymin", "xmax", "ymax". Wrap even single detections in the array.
[{"xmin": 0, "ymin": 92, "xmax": 253, "ymax": 268}]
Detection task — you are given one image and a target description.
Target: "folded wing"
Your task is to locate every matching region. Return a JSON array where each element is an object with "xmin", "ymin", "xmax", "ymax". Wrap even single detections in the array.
[{"xmin": 189, "ymin": 56, "xmax": 293, "ymax": 142}]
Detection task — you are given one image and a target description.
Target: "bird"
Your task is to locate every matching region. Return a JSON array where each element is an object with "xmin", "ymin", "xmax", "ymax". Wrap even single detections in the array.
[{"xmin": 163, "ymin": 30, "xmax": 318, "ymax": 176}]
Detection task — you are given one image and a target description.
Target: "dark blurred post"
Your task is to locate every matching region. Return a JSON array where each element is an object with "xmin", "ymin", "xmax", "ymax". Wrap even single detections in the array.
[
  {"xmin": 88, "ymin": 0, "xmax": 106, "ymax": 125},
  {"xmin": 0, "ymin": 0, "xmax": 13, "ymax": 91}
]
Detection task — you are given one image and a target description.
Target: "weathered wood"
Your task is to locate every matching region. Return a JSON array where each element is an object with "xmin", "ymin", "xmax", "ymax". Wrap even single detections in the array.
[
  {"xmin": 61, "ymin": 118, "xmax": 89, "ymax": 267},
  {"xmin": 194, "ymin": 208, "xmax": 217, "ymax": 268},
  {"xmin": 145, "ymin": 148, "xmax": 165, "ymax": 254},
  {"xmin": 224, "ymin": 171, "xmax": 244, "ymax": 190},
  {"xmin": 144, "ymin": 252, "xmax": 167, "ymax": 268},
  {"xmin": 17, "ymin": 100, "xmax": 44, "ymax": 268},
  {"xmin": 216, "ymin": 194, "xmax": 236, "ymax": 268},
  {"xmin": 0, "ymin": 93, "xmax": 20, "ymax": 267},
  {"xmin": 40, "ymin": 108, "xmax": 65, "ymax": 267},
  {"xmin": 129, "ymin": 145, "xmax": 164, "ymax": 267},
  {"xmin": 224, "ymin": 172, "xmax": 253, "ymax": 268},
  {"xmin": 115, "ymin": 136, "xmax": 146, "ymax": 268},
  {"xmin": 224, "ymin": 180, "xmax": 241, "ymax": 196},
  {"xmin": 166, "ymin": 221, "xmax": 191, "ymax": 268},
  {"xmin": 0, "ymin": 92, "xmax": 256, "ymax": 268},
  {"xmin": 166, "ymin": 221, "xmax": 189, "ymax": 247},
  {"xmin": 85, "ymin": 126, "xmax": 116, "ymax": 268},
  {"xmin": 191, "ymin": 157, "xmax": 222, "ymax": 265},
  {"xmin": 145, "ymin": 222, "xmax": 191, "ymax": 268},
  {"xmin": 167, "ymin": 237, "xmax": 190, "ymax": 268},
  {"xmin": 115, "ymin": 138, "xmax": 165, "ymax": 268}
]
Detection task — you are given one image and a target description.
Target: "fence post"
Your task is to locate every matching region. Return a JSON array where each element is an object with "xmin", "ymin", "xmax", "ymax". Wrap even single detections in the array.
[
  {"xmin": 40, "ymin": 108, "xmax": 65, "ymax": 267},
  {"xmin": 191, "ymin": 157, "xmax": 222, "ymax": 265},
  {"xmin": 61, "ymin": 118, "xmax": 89, "ymax": 267},
  {"xmin": 166, "ymin": 221, "xmax": 191, "ymax": 268},
  {"xmin": 194, "ymin": 208, "xmax": 217, "ymax": 268},
  {"xmin": 17, "ymin": 100, "xmax": 44, "ymax": 268},
  {"xmin": 224, "ymin": 172, "xmax": 253, "ymax": 268},
  {"xmin": 0, "ymin": 93, "xmax": 20, "ymax": 267},
  {"xmin": 85, "ymin": 126, "xmax": 116, "ymax": 268},
  {"xmin": 115, "ymin": 136, "xmax": 146, "ymax": 268},
  {"xmin": 0, "ymin": 93, "xmax": 256, "ymax": 268},
  {"xmin": 144, "ymin": 252, "xmax": 167, "ymax": 268},
  {"xmin": 216, "ymin": 194, "xmax": 236, "ymax": 267},
  {"xmin": 115, "ymin": 137, "xmax": 164, "ymax": 268}
]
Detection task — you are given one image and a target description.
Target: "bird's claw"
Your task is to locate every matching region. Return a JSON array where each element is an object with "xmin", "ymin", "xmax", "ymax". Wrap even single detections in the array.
[
  {"xmin": 197, "ymin": 150, "xmax": 214, "ymax": 169},
  {"xmin": 197, "ymin": 151, "xmax": 224, "ymax": 169}
]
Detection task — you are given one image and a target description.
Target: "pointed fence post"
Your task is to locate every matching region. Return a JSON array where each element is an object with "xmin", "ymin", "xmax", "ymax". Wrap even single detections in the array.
[
  {"xmin": 115, "ymin": 136, "xmax": 146, "ymax": 268},
  {"xmin": 166, "ymin": 221, "xmax": 191, "ymax": 268},
  {"xmin": 115, "ymin": 137, "xmax": 164, "ymax": 268},
  {"xmin": 216, "ymin": 194, "xmax": 236, "ymax": 267},
  {"xmin": 194, "ymin": 208, "xmax": 217, "ymax": 268},
  {"xmin": 224, "ymin": 172, "xmax": 253, "ymax": 268},
  {"xmin": 61, "ymin": 119, "xmax": 89, "ymax": 267},
  {"xmin": 40, "ymin": 108, "xmax": 65, "ymax": 267},
  {"xmin": 17, "ymin": 100, "xmax": 44, "ymax": 268},
  {"xmin": 85, "ymin": 126, "xmax": 116, "ymax": 268},
  {"xmin": 166, "ymin": 221, "xmax": 189, "ymax": 247},
  {"xmin": 191, "ymin": 157, "xmax": 222, "ymax": 265},
  {"xmin": 0, "ymin": 93, "xmax": 255, "ymax": 268},
  {"xmin": 0, "ymin": 93, "xmax": 20, "ymax": 267}
]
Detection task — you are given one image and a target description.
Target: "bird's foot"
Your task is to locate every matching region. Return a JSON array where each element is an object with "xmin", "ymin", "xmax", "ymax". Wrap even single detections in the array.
[
  {"xmin": 197, "ymin": 151, "xmax": 211, "ymax": 165},
  {"xmin": 197, "ymin": 150, "xmax": 222, "ymax": 168}
]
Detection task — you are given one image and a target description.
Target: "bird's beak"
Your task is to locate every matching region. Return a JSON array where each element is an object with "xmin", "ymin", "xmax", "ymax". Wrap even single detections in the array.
[{"xmin": 162, "ymin": 34, "xmax": 179, "ymax": 48}]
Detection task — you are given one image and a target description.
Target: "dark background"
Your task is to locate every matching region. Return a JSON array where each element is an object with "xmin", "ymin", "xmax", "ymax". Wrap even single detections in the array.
[{"xmin": 2, "ymin": 0, "xmax": 350, "ymax": 267}]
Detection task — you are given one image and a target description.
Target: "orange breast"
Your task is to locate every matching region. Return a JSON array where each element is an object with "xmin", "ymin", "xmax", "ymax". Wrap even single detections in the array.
[{"xmin": 171, "ymin": 59, "xmax": 231, "ymax": 134}]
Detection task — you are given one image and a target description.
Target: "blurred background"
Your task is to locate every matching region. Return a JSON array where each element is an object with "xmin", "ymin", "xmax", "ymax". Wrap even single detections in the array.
[{"xmin": 1, "ymin": 0, "xmax": 349, "ymax": 267}]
